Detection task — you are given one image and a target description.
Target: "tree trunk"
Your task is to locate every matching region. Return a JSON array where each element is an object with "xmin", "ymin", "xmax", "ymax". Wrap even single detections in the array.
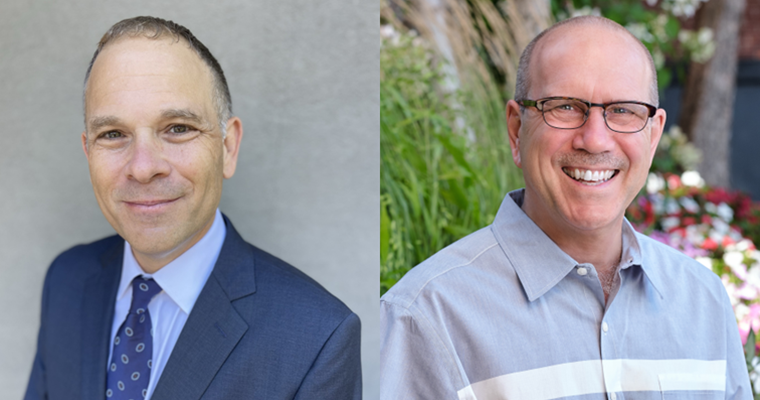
[{"xmin": 679, "ymin": 0, "xmax": 746, "ymax": 188}]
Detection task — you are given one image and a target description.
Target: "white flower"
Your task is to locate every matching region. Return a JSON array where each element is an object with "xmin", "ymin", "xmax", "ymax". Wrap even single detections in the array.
[
  {"xmin": 736, "ymin": 302, "xmax": 750, "ymax": 320},
  {"xmin": 666, "ymin": 198, "xmax": 681, "ymax": 215},
  {"xmin": 686, "ymin": 225, "xmax": 706, "ymax": 246},
  {"xmin": 735, "ymin": 283, "xmax": 757, "ymax": 300},
  {"xmin": 679, "ymin": 196, "xmax": 700, "ymax": 213},
  {"xmin": 661, "ymin": 217, "xmax": 681, "ymax": 232},
  {"xmin": 695, "ymin": 256, "xmax": 713, "ymax": 270},
  {"xmin": 652, "ymin": 49, "xmax": 665, "ymax": 69},
  {"xmin": 717, "ymin": 202, "xmax": 734, "ymax": 222},
  {"xmin": 681, "ymin": 171, "xmax": 704, "ymax": 187},
  {"xmin": 697, "ymin": 27, "xmax": 714, "ymax": 44},
  {"xmin": 705, "ymin": 202, "xmax": 718, "ymax": 214},
  {"xmin": 724, "ymin": 277, "xmax": 740, "ymax": 306},
  {"xmin": 724, "ymin": 251, "xmax": 745, "ymax": 269},
  {"xmin": 746, "ymin": 265, "xmax": 760, "ymax": 291},
  {"xmin": 709, "ymin": 229, "xmax": 725, "ymax": 246},
  {"xmin": 736, "ymin": 239, "xmax": 753, "ymax": 252},
  {"xmin": 380, "ymin": 25, "xmax": 396, "ymax": 39},
  {"xmin": 647, "ymin": 173, "xmax": 665, "ymax": 194},
  {"xmin": 570, "ymin": 6, "xmax": 601, "ymax": 17},
  {"xmin": 626, "ymin": 23, "xmax": 654, "ymax": 42}
]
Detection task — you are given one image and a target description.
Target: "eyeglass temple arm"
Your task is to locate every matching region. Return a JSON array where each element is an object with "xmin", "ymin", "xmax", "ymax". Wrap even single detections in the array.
[{"xmin": 517, "ymin": 100, "xmax": 538, "ymax": 108}]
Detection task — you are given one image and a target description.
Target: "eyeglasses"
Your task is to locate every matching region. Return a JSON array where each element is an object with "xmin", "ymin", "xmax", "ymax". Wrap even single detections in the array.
[{"xmin": 517, "ymin": 97, "xmax": 658, "ymax": 133}]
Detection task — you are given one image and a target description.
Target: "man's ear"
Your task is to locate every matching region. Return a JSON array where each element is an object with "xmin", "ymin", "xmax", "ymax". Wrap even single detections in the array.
[
  {"xmin": 222, "ymin": 117, "xmax": 243, "ymax": 179},
  {"xmin": 648, "ymin": 108, "xmax": 667, "ymax": 162},
  {"xmin": 506, "ymin": 99, "xmax": 523, "ymax": 168},
  {"xmin": 81, "ymin": 131, "xmax": 90, "ymax": 160}
]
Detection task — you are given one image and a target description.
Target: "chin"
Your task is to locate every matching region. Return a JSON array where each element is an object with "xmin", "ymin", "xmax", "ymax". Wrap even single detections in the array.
[{"xmin": 564, "ymin": 209, "xmax": 622, "ymax": 232}]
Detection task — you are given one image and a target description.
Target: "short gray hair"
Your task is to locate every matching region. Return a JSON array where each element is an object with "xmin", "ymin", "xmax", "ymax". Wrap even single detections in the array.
[
  {"xmin": 514, "ymin": 16, "xmax": 659, "ymax": 107},
  {"xmin": 83, "ymin": 16, "xmax": 232, "ymax": 130}
]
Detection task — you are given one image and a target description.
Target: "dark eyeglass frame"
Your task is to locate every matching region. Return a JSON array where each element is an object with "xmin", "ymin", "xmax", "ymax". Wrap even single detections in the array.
[{"xmin": 517, "ymin": 96, "xmax": 658, "ymax": 133}]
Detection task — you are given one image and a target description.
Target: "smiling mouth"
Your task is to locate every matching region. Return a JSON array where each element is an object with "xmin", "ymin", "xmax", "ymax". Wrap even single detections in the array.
[
  {"xmin": 562, "ymin": 168, "xmax": 618, "ymax": 185},
  {"xmin": 124, "ymin": 198, "xmax": 179, "ymax": 207}
]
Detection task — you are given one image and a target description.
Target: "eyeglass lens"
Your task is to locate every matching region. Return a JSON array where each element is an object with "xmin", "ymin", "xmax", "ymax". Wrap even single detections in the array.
[{"xmin": 541, "ymin": 98, "xmax": 650, "ymax": 133}]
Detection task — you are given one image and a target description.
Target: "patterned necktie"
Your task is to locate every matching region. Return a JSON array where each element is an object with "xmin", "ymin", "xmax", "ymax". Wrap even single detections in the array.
[{"xmin": 106, "ymin": 277, "xmax": 162, "ymax": 399}]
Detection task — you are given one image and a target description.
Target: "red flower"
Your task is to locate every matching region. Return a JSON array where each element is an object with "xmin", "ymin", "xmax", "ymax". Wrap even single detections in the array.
[
  {"xmin": 701, "ymin": 214, "xmax": 712, "ymax": 225},
  {"xmin": 666, "ymin": 174, "xmax": 681, "ymax": 190},
  {"xmin": 702, "ymin": 237, "xmax": 718, "ymax": 251},
  {"xmin": 682, "ymin": 216, "xmax": 696, "ymax": 226},
  {"xmin": 705, "ymin": 187, "xmax": 733, "ymax": 204}
]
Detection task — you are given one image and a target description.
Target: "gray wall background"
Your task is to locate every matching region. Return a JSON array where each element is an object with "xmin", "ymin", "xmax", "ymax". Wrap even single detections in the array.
[{"xmin": 0, "ymin": 1, "xmax": 378, "ymax": 399}]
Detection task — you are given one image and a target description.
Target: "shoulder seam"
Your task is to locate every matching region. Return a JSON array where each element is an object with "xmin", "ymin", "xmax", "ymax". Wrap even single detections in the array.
[{"xmin": 405, "ymin": 241, "xmax": 500, "ymax": 307}]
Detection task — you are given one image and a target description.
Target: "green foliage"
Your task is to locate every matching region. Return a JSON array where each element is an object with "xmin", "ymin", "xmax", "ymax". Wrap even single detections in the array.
[
  {"xmin": 651, "ymin": 126, "xmax": 702, "ymax": 175},
  {"xmin": 551, "ymin": 0, "xmax": 713, "ymax": 90},
  {"xmin": 380, "ymin": 29, "xmax": 522, "ymax": 294}
]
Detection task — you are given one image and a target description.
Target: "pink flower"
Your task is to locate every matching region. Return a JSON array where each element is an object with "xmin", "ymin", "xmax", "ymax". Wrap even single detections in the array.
[{"xmin": 738, "ymin": 304, "xmax": 760, "ymax": 344}]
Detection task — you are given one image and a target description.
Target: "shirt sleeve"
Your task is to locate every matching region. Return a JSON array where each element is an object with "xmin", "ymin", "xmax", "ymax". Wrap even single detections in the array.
[
  {"xmin": 723, "ymin": 290, "xmax": 754, "ymax": 399},
  {"xmin": 380, "ymin": 299, "xmax": 464, "ymax": 400}
]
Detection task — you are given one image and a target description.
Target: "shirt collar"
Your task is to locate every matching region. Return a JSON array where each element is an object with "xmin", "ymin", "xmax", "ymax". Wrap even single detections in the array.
[
  {"xmin": 117, "ymin": 209, "xmax": 227, "ymax": 314},
  {"xmin": 492, "ymin": 189, "xmax": 656, "ymax": 301},
  {"xmin": 621, "ymin": 219, "xmax": 664, "ymax": 298}
]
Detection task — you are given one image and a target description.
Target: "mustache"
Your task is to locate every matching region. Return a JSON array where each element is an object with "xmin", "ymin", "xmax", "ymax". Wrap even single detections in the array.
[
  {"xmin": 114, "ymin": 183, "xmax": 186, "ymax": 202},
  {"xmin": 556, "ymin": 152, "xmax": 628, "ymax": 170}
]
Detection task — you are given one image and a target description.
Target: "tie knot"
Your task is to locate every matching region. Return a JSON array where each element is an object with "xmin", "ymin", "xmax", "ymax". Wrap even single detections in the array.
[{"xmin": 130, "ymin": 277, "xmax": 162, "ymax": 312}]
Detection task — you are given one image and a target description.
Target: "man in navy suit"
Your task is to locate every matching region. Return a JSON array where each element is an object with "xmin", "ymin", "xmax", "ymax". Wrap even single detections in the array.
[{"xmin": 24, "ymin": 16, "xmax": 361, "ymax": 400}]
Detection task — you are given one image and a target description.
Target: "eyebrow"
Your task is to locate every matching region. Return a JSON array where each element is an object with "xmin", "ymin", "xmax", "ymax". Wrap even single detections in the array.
[
  {"xmin": 87, "ymin": 115, "xmax": 121, "ymax": 133},
  {"xmin": 160, "ymin": 108, "xmax": 206, "ymax": 125},
  {"xmin": 86, "ymin": 108, "xmax": 209, "ymax": 133}
]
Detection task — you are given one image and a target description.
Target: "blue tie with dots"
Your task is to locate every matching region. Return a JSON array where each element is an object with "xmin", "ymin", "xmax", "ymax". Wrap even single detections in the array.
[{"xmin": 106, "ymin": 277, "xmax": 162, "ymax": 399}]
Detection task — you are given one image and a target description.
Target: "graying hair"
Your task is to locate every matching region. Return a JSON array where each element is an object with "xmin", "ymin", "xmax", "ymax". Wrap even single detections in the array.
[
  {"xmin": 83, "ymin": 16, "xmax": 232, "ymax": 132},
  {"xmin": 514, "ymin": 16, "xmax": 659, "ymax": 107}
]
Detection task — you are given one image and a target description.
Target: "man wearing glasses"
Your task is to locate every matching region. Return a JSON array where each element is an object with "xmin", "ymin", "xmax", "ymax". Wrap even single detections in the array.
[{"xmin": 380, "ymin": 16, "xmax": 751, "ymax": 399}]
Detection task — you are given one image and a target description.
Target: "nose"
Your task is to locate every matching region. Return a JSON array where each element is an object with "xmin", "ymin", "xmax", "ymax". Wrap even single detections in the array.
[
  {"xmin": 125, "ymin": 133, "xmax": 171, "ymax": 183},
  {"xmin": 572, "ymin": 106, "xmax": 616, "ymax": 154}
]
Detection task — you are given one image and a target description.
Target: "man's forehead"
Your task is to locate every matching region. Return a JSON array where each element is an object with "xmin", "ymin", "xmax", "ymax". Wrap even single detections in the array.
[
  {"xmin": 92, "ymin": 35, "xmax": 205, "ymax": 76},
  {"xmin": 84, "ymin": 36, "xmax": 216, "ymax": 119},
  {"xmin": 529, "ymin": 23, "xmax": 652, "ymax": 99}
]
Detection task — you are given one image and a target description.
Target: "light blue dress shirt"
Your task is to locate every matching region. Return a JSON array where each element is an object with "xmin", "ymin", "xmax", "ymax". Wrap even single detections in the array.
[
  {"xmin": 381, "ymin": 189, "xmax": 751, "ymax": 399},
  {"xmin": 108, "ymin": 209, "xmax": 226, "ymax": 400}
]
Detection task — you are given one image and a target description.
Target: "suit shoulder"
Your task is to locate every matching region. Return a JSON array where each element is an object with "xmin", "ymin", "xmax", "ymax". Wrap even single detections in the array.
[
  {"xmin": 247, "ymin": 243, "xmax": 354, "ymax": 320},
  {"xmin": 47, "ymin": 234, "xmax": 122, "ymax": 279}
]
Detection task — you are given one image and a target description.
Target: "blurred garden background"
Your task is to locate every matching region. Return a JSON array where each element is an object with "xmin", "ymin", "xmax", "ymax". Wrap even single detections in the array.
[{"xmin": 381, "ymin": 0, "xmax": 760, "ymax": 393}]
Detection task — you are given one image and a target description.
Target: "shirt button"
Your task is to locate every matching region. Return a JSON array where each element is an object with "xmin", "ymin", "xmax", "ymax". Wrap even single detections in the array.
[
  {"xmin": 610, "ymin": 393, "xmax": 617, "ymax": 400},
  {"xmin": 577, "ymin": 267, "xmax": 588, "ymax": 276},
  {"xmin": 602, "ymin": 322, "xmax": 609, "ymax": 333}
]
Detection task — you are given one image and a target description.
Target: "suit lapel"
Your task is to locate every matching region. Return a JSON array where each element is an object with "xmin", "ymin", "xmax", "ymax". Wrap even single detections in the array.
[
  {"xmin": 151, "ymin": 216, "xmax": 255, "ymax": 400},
  {"xmin": 81, "ymin": 240, "xmax": 123, "ymax": 400}
]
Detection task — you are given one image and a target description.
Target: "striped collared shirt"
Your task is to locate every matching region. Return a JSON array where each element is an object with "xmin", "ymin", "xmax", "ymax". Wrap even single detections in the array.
[{"xmin": 381, "ymin": 189, "xmax": 751, "ymax": 399}]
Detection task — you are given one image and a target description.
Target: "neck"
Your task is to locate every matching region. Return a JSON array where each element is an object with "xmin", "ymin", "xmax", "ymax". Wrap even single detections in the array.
[
  {"xmin": 521, "ymin": 195, "xmax": 623, "ymax": 276},
  {"xmin": 131, "ymin": 215, "xmax": 216, "ymax": 274}
]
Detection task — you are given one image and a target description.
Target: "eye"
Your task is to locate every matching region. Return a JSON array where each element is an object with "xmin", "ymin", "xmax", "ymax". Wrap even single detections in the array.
[
  {"xmin": 609, "ymin": 106, "xmax": 634, "ymax": 115},
  {"xmin": 168, "ymin": 125, "xmax": 190, "ymax": 134},
  {"xmin": 100, "ymin": 131, "xmax": 124, "ymax": 139}
]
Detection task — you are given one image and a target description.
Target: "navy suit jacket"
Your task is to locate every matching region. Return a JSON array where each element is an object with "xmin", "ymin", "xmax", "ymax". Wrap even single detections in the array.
[{"xmin": 24, "ymin": 216, "xmax": 362, "ymax": 399}]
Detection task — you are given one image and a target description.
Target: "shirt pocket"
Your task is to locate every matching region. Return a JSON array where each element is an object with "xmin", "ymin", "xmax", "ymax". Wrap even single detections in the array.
[{"xmin": 658, "ymin": 373, "xmax": 725, "ymax": 400}]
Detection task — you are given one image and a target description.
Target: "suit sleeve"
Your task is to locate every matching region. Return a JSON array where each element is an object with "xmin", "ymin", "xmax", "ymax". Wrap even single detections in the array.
[
  {"xmin": 293, "ymin": 312, "xmax": 362, "ymax": 400},
  {"xmin": 24, "ymin": 262, "xmax": 54, "ymax": 400},
  {"xmin": 380, "ymin": 299, "xmax": 463, "ymax": 400}
]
